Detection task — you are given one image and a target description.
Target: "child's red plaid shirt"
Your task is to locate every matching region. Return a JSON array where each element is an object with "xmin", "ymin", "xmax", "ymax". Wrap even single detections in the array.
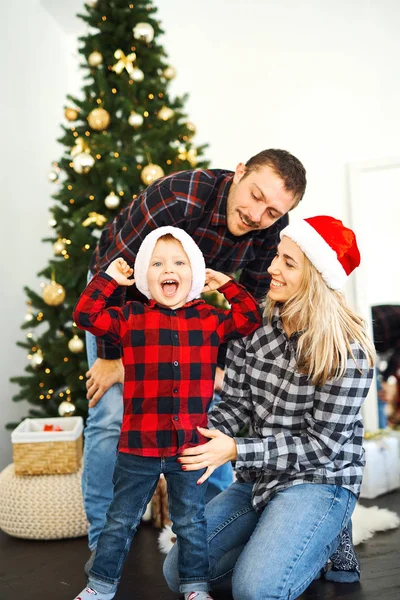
[{"xmin": 74, "ymin": 273, "xmax": 262, "ymax": 456}]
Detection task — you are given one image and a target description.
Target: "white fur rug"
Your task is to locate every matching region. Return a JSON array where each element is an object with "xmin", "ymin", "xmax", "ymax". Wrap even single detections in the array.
[{"xmin": 157, "ymin": 502, "xmax": 399, "ymax": 554}]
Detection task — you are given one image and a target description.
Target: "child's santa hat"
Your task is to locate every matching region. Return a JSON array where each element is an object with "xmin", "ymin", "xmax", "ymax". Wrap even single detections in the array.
[
  {"xmin": 280, "ymin": 215, "xmax": 360, "ymax": 290},
  {"xmin": 134, "ymin": 226, "xmax": 206, "ymax": 301}
]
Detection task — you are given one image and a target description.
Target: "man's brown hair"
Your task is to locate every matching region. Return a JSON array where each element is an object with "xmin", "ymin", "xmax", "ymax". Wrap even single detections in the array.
[{"xmin": 244, "ymin": 149, "xmax": 307, "ymax": 208}]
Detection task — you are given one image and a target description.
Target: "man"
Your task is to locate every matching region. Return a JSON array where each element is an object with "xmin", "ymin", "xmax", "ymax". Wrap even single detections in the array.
[{"xmin": 82, "ymin": 148, "xmax": 307, "ymax": 566}]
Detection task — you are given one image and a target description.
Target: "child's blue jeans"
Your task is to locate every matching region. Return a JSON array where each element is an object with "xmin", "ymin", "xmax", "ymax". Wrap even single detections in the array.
[{"xmin": 88, "ymin": 451, "xmax": 210, "ymax": 595}]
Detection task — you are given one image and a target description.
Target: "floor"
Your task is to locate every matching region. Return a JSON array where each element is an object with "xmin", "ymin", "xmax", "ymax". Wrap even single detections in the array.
[{"xmin": 0, "ymin": 490, "xmax": 399, "ymax": 600}]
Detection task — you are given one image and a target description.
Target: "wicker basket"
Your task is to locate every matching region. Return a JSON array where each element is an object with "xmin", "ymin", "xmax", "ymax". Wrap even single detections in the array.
[{"xmin": 11, "ymin": 417, "xmax": 83, "ymax": 476}]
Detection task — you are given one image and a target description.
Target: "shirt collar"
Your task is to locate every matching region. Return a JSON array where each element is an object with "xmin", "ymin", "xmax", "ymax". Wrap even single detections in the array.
[
  {"xmin": 211, "ymin": 174, "xmax": 234, "ymax": 227},
  {"xmin": 148, "ymin": 298, "xmax": 205, "ymax": 311}
]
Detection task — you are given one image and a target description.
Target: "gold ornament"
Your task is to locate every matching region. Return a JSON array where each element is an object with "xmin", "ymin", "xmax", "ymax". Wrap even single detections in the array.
[
  {"xmin": 87, "ymin": 108, "xmax": 111, "ymax": 131},
  {"xmin": 157, "ymin": 106, "xmax": 174, "ymax": 121},
  {"xmin": 185, "ymin": 121, "xmax": 196, "ymax": 137},
  {"xmin": 68, "ymin": 335, "xmax": 85, "ymax": 353},
  {"xmin": 88, "ymin": 51, "xmax": 103, "ymax": 67},
  {"xmin": 162, "ymin": 66, "xmax": 176, "ymax": 80},
  {"xmin": 31, "ymin": 350, "xmax": 44, "ymax": 369},
  {"xmin": 65, "ymin": 107, "xmax": 79, "ymax": 121},
  {"xmin": 58, "ymin": 400, "xmax": 76, "ymax": 417},
  {"xmin": 133, "ymin": 22, "xmax": 155, "ymax": 43},
  {"xmin": 131, "ymin": 68, "xmax": 144, "ymax": 82},
  {"xmin": 104, "ymin": 192, "xmax": 120, "ymax": 210},
  {"xmin": 82, "ymin": 212, "xmax": 107, "ymax": 228},
  {"xmin": 141, "ymin": 163, "xmax": 165, "ymax": 185},
  {"xmin": 187, "ymin": 148, "xmax": 198, "ymax": 167},
  {"xmin": 52, "ymin": 239, "xmax": 66, "ymax": 255},
  {"xmin": 72, "ymin": 152, "xmax": 95, "ymax": 174},
  {"xmin": 112, "ymin": 49, "xmax": 136, "ymax": 76},
  {"xmin": 48, "ymin": 170, "xmax": 58, "ymax": 183},
  {"xmin": 128, "ymin": 111, "xmax": 144, "ymax": 128},
  {"xmin": 71, "ymin": 137, "xmax": 90, "ymax": 157},
  {"xmin": 43, "ymin": 280, "xmax": 66, "ymax": 306}
]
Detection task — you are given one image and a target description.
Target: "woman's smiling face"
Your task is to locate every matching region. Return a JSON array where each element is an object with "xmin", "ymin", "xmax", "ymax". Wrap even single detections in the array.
[{"xmin": 267, "ymin": 236, "xmax": 305, "ymax": 302}]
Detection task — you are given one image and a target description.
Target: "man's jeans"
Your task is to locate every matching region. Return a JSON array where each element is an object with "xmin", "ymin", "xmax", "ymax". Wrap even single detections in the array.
[
  {"xmin": 83, "ymin": 327, "xmax": 234, "ymax": 549},
  {"xmin": 88, "ymin": 452, "xmax": 210, "ymax": 595},
  {"xmin": 163, "ymin": 481, "xmax": 358, "ymax": 600}
]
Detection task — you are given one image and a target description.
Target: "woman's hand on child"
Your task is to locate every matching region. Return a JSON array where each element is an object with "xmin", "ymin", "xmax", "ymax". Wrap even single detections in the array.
[
  {"xmin": 178, "ymin": 427, "xmax": 238, "ymax": 485},
  {"xmin": 202, "ymin": 268, "xmax": 231, "ymax": 292},
  {"xmin": 106, "ymin": 258, "xmax": 135, "ymax": 286}
]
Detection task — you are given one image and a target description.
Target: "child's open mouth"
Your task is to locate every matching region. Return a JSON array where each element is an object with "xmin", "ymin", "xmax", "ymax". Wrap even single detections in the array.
[{"xmin": 161, "ymin": 279, "xmax": 179, "ymax": 296}]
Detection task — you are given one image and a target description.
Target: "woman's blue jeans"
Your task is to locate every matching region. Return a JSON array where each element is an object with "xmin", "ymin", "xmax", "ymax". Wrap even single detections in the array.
[
  {"xmin": 83, "ymin": 325, "xmax": 234, "ymax": 550},
  {"xmin": 163, "ymin": 481, "xmax": 357, "ymax": 600},
  {"xmin": 88, "ymin": 452, "xmax": 210, "ymax": 595}
]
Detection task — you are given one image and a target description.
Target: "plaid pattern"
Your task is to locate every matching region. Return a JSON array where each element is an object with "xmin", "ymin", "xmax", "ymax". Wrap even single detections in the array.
[
  {"xmin": 89, "ymin": 169, "xmax": 288, "ymax": 359},
  {"xmin": 73, "ymin": 273, "xmax": 261, "ymax": 456},
  {"xmin": 209, "ymin": 309, "xmax": 373, "ymax": 511}
]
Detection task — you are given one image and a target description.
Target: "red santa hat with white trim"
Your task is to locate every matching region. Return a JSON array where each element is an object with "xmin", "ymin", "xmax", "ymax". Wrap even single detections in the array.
[{"xmin": 280, "ymin": 215, "xmax": 360, "ymax": 290}]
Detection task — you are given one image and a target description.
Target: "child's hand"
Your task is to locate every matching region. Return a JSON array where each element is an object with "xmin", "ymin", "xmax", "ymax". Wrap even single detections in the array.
[
  {"xmin": 106, "ymin": 258, "xmax": 135, "ymax": 286},
  {"xmin": 202, "ymin": 268, "xmax": 231, "ymax": 292}
]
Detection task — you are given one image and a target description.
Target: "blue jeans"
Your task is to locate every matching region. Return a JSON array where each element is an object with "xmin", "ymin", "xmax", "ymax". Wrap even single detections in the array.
[
  {"xmin": 83, "ymin": 325, "xmax": 233, "ymax": 548},
  {"xmin": 88, "ymin": 452, "xmax": 209, "ymax": 595},
  {"xmin": 163, "ymin": 481, "xmax": 357, "ymax": 600}
]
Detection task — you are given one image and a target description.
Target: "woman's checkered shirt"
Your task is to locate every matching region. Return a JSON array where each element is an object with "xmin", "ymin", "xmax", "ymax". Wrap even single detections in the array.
[{"xmin": 209, "ymin": 310, "xmax": 373, "ymax": 511}]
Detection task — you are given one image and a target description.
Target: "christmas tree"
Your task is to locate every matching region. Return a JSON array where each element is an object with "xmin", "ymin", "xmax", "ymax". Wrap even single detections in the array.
[{"xmin": 9, "ymin": 0, "xmax": 209, "ymax": 425}]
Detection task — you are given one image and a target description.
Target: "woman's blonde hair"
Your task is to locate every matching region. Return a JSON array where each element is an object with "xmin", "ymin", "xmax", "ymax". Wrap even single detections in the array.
[{"xmin": 265, "ymin": 256, "xmax": 375, "ymax": 387}]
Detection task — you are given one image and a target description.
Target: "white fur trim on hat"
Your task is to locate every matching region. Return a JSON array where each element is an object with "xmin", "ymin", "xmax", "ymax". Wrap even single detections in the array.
[
  {"xmin": 280, "ymin": 220, "xmax": 348, "ymax": 289},
  {"xmin": 134, "ymin": 226, "xmax": 206, "ymax": 301}
]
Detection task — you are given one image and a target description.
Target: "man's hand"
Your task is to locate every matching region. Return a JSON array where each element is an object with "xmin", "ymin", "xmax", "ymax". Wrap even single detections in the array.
[
  {"xmin": 202, "ymin": 268, "xmax": 231, "ymax": 292},
  {"xmin": 106, "ymin": 258, "xmax": 135, "ymax": 286},
  {"xmin": 86, "ymin": 358, "xmax": 124, "ymax": 408},
  {"xmin": 214, "ymin": 366, "xmax": 225, "ymax": 393},
  {"xmin": 178, "ymin": 427, "xmax": 238, "ymax": 485}
]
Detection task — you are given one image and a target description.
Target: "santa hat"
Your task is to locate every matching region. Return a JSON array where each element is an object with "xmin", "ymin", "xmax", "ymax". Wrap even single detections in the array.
[
  {"xmin": 280, "ymin": 215, "xmax": 360, "ymax": 290},
  {"xmin": 134, "ymin": 226, "xmax": 206, "ymax": 301}
]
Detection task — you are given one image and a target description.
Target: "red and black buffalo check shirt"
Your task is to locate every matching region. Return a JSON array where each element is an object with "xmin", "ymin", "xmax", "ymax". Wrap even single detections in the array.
[
  {"xmin": 89, "ymin": 169, "xmax": 288, "ymax": 360},
  {"xmin": 73, "ymin": 272, "xmax": 262, "ymax": 456}
]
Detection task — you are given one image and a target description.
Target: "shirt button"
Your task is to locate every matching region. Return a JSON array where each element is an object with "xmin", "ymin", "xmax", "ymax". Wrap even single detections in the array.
[
  {"xmin": 172, "ymin": 310, "xmax": 176, "ymax": 316},
  {"xmin": 173, "ymin": 333, "xmax": 178, "ymax": 339},
  {"xmin": 173, "ymin": 389, "xmax": 178, "ymax": 394},
  {"xmin": 173, "ymin": 415, "xmax": 178, "ymax": 421},
  {"xmin": 173, "ymin": 361, "xmax": 179, "ymax": 367}
]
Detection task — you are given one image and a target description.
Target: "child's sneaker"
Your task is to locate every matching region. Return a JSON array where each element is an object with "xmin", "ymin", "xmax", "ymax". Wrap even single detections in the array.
[
  {"xmin": 74, "ymin": 587, "xmax": 114, "ymax": 600},
  {"xmin": 184, "ymin": 593, "xmax": 214, "ymax": 600}
]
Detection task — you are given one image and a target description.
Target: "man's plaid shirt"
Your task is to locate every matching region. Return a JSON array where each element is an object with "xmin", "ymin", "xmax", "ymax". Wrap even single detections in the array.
[
  {"xmin": 73, "ymin": 273, "xmax": 262, "ymax": 457},
  {"xmin": 89, "ymin": 169, "xmax": 288, "ymax": 359},
  {"xmin": 209, "ymin": 310, "xmax": 373, "ymax": 511}
]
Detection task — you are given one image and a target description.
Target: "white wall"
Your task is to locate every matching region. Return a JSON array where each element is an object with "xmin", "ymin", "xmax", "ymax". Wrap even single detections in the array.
[
  {"xmin": 0, "ymin": 0, "xmax": 80, "ymax": 469},
  {"xmin": 1, "ymin": 0, "xmax": 399, "ymax": 468}
]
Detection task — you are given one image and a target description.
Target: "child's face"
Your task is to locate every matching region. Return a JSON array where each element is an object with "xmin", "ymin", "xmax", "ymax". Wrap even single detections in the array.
[{"xmin": 147, "ymin": 238, "xmax": 193, "ymax": 309}]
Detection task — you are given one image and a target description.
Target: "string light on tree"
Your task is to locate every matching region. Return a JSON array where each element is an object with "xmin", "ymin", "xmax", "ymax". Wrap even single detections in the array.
[
  {"xmin": 141, "ymin": 163, "xmax": 164, "ymax": 185},
  {"xmin": 133, "ymin": 22, "xmax": 154, "ymax": 43},
  {"xmin": 87, "ymin": 107, "xmax": 111, "ymax": 131},
  {"xmin": 88, "ymin": 51, "xmax": 103, "ymax": 67},
  {"xmin": 128, "ymin": 111, "xmax": 144, "ymax": 128},
  {"xmin": 104, "ymin": 191, "xmax": 120, "ymax": 210}
]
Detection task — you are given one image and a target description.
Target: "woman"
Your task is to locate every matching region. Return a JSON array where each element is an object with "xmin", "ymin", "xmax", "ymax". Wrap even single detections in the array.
[{"xmin": 164, "ymin": 216, "xmax": 375, "ymax": 600}]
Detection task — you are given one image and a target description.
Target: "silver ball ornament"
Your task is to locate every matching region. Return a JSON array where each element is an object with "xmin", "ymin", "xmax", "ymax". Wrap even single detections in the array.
[
  {"xmin": 128, "ymin": 111, "xmax": 144, "ymax": 128},
  {"xmin": 48, "ymin": 170, "xmax": 58, "ymax": 183},
  {"xmin": 88, "ymin": 51, "xmax": 103, "ymax": 67},
  {"xmin": 133, "ymin": 22, "xmax": 155, "ymax": 43},
  {"xmin": 68, "ymin": 335, "xmax": 85, "ymax": 353},
  {"xmin": 53, "ymin": 239, "xmax": 66, "ymax": 255},
  {"xmin": 72, "ymin": 152, "xmax": 95, "ymax": 174},
  {"xmin": 58, "ymin": 400, "xmax": 76, "ymax": 417},
  {"xmin": 162, "ymin": 66, "xmax": 176, "ymax": 80},
  {"xmin": 131, "ymin": 68, "xmax": 144, "ymax": 82},
  {"xmin": 31, "ymin": 352, "xmax": 44, "ymax": 369},
  {"xmin": 104, "ymin": 192, "xmax": 120, "ymax": 210}
]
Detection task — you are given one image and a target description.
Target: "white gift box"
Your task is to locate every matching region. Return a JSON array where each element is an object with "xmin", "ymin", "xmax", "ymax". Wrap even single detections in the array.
[{"xmin": 360, "ymin": 435, "xmax": 400, "ymax": 499}]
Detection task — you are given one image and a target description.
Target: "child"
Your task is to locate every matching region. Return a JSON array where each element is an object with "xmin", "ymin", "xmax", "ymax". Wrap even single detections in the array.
[{"xmin": 72, "ymin": 226, "xmax": 262, "ymax": 600}]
